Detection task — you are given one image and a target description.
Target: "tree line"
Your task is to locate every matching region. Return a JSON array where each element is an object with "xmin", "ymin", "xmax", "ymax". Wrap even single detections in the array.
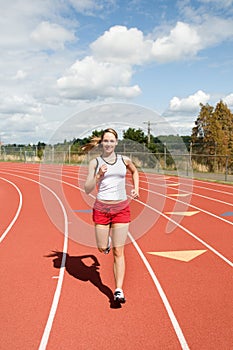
[{"xmin": 2, "ymin": 100, "xmax": 233, "ymax": 172}]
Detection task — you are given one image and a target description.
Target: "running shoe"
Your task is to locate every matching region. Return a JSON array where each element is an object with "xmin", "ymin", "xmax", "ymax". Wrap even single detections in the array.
[
  {"xmin": 104, "ymin": 236, "xmax": 111, "ymax": 254},
  {"xmin": 114, "ymin": 288, "xmax": 126, "ymax": 303}
]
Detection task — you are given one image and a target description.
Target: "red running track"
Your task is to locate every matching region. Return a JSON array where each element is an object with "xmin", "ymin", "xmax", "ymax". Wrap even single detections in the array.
[{"xmin": 0, "ymin": 162, "xmax": 232, "ymax": 349}]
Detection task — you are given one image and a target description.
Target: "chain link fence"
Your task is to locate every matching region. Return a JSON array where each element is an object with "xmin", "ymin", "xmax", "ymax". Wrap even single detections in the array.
[{"xmin": 0, "ymin": 145, "xmax": 233, "ymax": 183}]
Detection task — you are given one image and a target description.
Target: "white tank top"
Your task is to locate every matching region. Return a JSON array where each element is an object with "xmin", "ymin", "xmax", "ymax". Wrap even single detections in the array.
[{"xmin": 96, "ymin": 154, "xmax": 127, "ymax": 201}]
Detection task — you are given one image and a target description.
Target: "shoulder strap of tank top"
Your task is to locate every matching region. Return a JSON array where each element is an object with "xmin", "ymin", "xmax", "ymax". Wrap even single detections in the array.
[
  {"xmin": 94, "ymin": 157, "xmax": 100, "ymax": 175},
  {"xmin": 119, "ymin": 154, "xmax": 127, "ymax": 166}
]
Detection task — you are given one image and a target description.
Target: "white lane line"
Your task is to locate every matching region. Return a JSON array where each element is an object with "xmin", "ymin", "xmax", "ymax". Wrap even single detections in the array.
[
  {"xmin": 5, "ymin": 167, "xmax": 233, "ymax": 229},
  {"xmin": 79, "ymin": 173, "xmax": 233, "ymax": 226},
  {"xmin": 2, "ymin": 163, "xmax": 233, "ymax": 197},
  {"xmin": 38, "ymin": 233, "xmax": 68, "ymax": 350},
  {"xmin": 0, "ymin": 170, "xmax": 69, "ymax": 350},
  {"xmin": 144, "ymin": 172, "xmax": 233, "ymax": 193},
  {"xmin": 128, "ymin": 232, "xmax": 190, "ymax": 350},
  {"xmin": 0, "ymin": 177, "xmax": 23, "ymax": 243},
  {"xmin": 11, "ymin": 167, "xmax": 233, "ymax": 267},
  {"xmin": 6, "ymin": 167, "xmax": 232, "ymax": 267},
  {"xmin": 134, "ymin": 197, "xmax": 233, "ymax": 268},
  {"xmin": 138, "ymin": 185, "xmax": 233, "ymax": 227},
  {"xmin": 139, "ymin": 176, "xmax": 233, "ymax": 207},
  {"xmin": 2, "ymin": 165, "xmax": 231, "ymax": 349}
]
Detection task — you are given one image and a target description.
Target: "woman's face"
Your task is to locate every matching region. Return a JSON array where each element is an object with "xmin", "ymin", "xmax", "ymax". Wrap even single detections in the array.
[{"xmin": 101, "ymin": 132, "xmax": 117, "ymax": 154}]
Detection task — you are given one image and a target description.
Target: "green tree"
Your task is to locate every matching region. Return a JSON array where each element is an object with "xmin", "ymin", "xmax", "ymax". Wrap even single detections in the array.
[
  {"xmin": 214, "ymin": 100, "xmax": 233, "ymax": 156},
  {"xmin": 191, "ymin": 103, "xmax": 214, "ymax": 154},
  {"xmin": 191, "ymin": 100, "xmax": 233, "ymax": 171},
  {"xmin": 192, "ymin": 101, "xmax": 233, "ymax": 155},
  {"xmin": 37, "ymin": 141, "xmax": 46, "ymax": 159},
  {"xmin": 122, "ymin": 128, "xmax": 147, "ymax": 144}
]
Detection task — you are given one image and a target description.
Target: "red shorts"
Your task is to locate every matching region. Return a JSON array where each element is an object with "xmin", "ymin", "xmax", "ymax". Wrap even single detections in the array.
[{"xmin": 93, "ymin": 199, "xmax": 131, "ymax": 225}]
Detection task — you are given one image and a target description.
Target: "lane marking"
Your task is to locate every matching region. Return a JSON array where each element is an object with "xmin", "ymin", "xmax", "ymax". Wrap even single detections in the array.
[
  {"xmin": 168, "ymin": 194, "xmax": 190, "ymax": 197},
  {"xmin": 31, "ymin": 168, "xmax": 233, "ymax": 267},
  {"xmin": 38, "ymin": 194, "xmax": 68, "ymax": 350},
  {"xmin": 5, "ymin": 168, "xmax": 232, "ymax": 267},
  {"xmin": 72, "ymin": 209, "xmax": 92, "ymax": 213},
  {"xmin": 0, "ymin": 177, "xmax": 23, "ymax": 243},
  {"xmin": 128, "ymin": 232, "xmax": 190, "ymax": 350},
  {"xmin": 147, "ymin": 250, "xmax": 207, "ymax": 262},
  {"xmin": 0, "ymin": 170, "xmax": 69, "ymax": 350},
  {"xmin": 135, "ymin": 182, "xmax": 233, "ymax": 228},
  {"xmin": 133, "ymin": 198, "xmax": 233, "ymax": 268},
  {"xmin": 221, "ymin": 212, "xmax": 233, "ymax": 216},
  {"xmin": 1, "ymin": 165, "xmax": 231, "ymax": 349},
  {"xmin": 165, "ymin": 211, "xmax": 199, "ymax": 216}
]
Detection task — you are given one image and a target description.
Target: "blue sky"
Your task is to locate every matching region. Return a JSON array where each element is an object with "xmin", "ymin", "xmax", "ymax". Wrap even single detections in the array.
[{"xmin": 0, "ymin": 0, "xmax": 233, "ymax": 144}]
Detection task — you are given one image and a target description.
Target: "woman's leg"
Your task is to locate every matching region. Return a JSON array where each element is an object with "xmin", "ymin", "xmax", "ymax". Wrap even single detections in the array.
[
  {"xmin": 111, "ymin": 223, "xmax": 129, "ymax": 290},
  {"xmin": 95, "ymin": 224, "xmax": 111, "ymax": 253}
]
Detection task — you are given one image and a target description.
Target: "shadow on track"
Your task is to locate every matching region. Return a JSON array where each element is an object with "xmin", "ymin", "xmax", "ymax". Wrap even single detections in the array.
[{"xmin": 46, "ymin": 251, "xmax": 121, "ymax": 309}]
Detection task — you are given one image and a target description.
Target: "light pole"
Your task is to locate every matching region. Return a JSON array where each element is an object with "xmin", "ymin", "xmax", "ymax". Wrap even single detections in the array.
[{"xmin": 143, "ymin": 121, "xmax": 156, "ymax": 146}]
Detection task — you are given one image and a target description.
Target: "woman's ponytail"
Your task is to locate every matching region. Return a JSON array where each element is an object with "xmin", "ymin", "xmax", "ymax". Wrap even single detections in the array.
[{"xmin": 81, "ymin": 136, "xmax": 101, "ymax": 153}]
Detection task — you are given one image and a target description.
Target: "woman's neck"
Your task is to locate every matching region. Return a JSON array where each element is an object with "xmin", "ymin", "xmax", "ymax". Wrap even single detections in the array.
[{"xmin": 102, "ymin": 151, "xmax": 116, "ymax": 160}]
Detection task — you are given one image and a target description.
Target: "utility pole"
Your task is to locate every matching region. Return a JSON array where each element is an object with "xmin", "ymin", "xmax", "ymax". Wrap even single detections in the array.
[{"xmin": 143, "ymin": 121, "xmax": 156, "ymax": 145}]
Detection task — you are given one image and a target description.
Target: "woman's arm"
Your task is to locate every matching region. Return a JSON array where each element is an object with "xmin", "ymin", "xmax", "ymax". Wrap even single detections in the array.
[
  {"xmin": 84, "ymin": 158, "xmax": 107, "ymax": 194},
  {"xmin": 125, "ymin": 157, "xmax": 139, "ymax": 199},
  {"xmin": 84, "ymin": 159, "xmax": 98, "ymax": 194}
]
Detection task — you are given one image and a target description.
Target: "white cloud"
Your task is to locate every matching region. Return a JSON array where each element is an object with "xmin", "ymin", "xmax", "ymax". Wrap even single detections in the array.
[
  {"xmin": 0, "ymin": 94, "xmax": 42, "ymax": 115},
  {"xmin": 223, "ymin": 93, "xmax": 233, "ymax": 108},
  {"xmin": 0, "ymin": 1, "xmax": 54, "ymax": 49},
  {"xmin": 0, "ymin": 1, "xmax": 232, "ymax": 143},
  {"xmin": 5, "ymin": 114, "xmax": 43, "ymax": 132},
  {"xmin": 198, "ymin": 0, "xmax": 233, "ymax": 8},
  {"xmin": 57, "ymin": 56, "xmax": 141, "ymax": 99},
  {"xmin": 169, "ymin": 90, "xmax": 210, "ymax": 112},
  {"xmin": 164, "ymin": 91, "xmax": 233, "ymax": 136},
  {"xmin": 90, "ymin": 18, "xmax": 233, "ymax": 67},
  {"xmin": 90, "ymin": 25, "xmax": 153, "ymax": 64},
  {"xmin": 0, "ymin": 92, "xmax": 67, "ymax": 144},
  {"xmin": 0, "ymin": 113, "xmax": 52, "ymax": 145},
  {"xmin": 30, "ymin": 21, "xmax": 75, "ymax": 50},
  {"xmin": 162, "ymin": 90, "xmax": 213, "ymax": 135},
  {"xmin": 68, "ymin": 0, "xmax": 115, "ymax": 14},
  {"xmin": 151, "ymin": 22, "xmax": 202, "ymax": 62},
  {"xmin": 197, "ymin": 17, "xmax": 233, "ymax": 47},
  {"xmin": 12, "ymin": 70, "xmax": 27, "ymax": 80}
]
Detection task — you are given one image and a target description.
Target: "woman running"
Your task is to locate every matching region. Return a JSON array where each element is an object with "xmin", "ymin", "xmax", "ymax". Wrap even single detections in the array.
[{"xmin": 83, "ymin": 128, "xmax": 139, "ymax": 303}]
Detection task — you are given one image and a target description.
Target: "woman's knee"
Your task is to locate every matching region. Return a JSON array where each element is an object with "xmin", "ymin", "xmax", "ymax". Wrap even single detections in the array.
[{"xmin": 113, "ymin": 246, "xmax": 124, "ymax": 258}]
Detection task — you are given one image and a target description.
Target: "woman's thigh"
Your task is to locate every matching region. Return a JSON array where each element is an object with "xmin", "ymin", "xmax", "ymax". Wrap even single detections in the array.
[
  {"xmin": 95, "ymin": 224, "xmax": 111, "ymax": 248},
  {"xmin": 111, "ymin": 223, "xmax": 129, "ymax": 248}
]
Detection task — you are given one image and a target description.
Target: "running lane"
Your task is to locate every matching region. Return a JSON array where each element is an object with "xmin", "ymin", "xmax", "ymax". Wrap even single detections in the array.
[
  {"xmin": 0, "ymin": 168, "xmax": 65, "ymax": 349},
  {"xmin": 1, "ymin": 163, "xmax": 232, "ymax": 349}
]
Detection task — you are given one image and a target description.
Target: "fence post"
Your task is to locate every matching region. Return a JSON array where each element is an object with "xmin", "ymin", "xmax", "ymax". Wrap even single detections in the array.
[
  {"xmin": 164, "ymin": 143, "xmax": 166, "ymax": 170},
  {"xmin": 225, "ymin": 155, "xmax": 229, "ymax": 182},
  {"xmin": 186, "ymin": 155, "xmax": 189, "ymax": 177}
]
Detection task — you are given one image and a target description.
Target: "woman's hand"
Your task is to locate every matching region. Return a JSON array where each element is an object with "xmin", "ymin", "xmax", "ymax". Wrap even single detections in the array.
[
  {"xmin": 99, "ymin": 164, "xmax": 108, "ymax": 175},
  {"xmin": 96, "ymin": 164, "xmax": 107, "ymax": 180},
  {"xmin": 131, "ymin": 188, "xmax": 139, "ymax": 199}
]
